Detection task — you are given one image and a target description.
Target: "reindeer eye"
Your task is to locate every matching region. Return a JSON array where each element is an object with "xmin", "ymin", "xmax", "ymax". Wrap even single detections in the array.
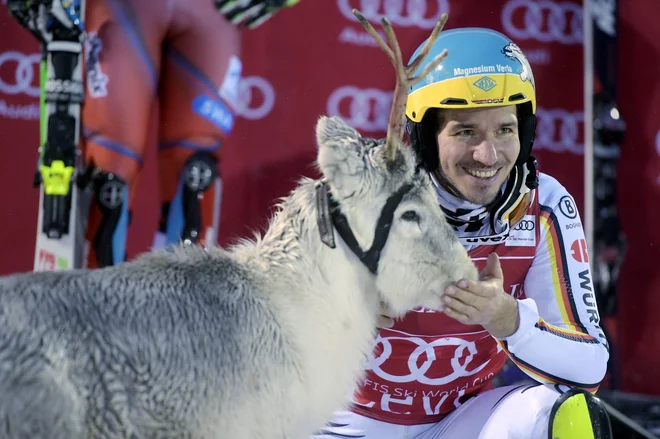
[{"xmin": 401, "ymin": 210, "xmax": 420, "ymax": 222}]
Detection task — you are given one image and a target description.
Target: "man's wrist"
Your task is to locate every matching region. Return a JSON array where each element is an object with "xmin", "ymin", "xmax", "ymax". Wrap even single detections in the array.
[{"xmin": 485, "ymin": 295, "xmax": 520, "ymax": 339}]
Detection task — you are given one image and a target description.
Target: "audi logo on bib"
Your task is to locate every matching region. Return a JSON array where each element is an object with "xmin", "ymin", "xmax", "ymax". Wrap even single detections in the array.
[
  {"xmin": 501, "ymin": 0, "xmax": 583, "ymax": 45},
  {"xmin": 235, "ymin": 76, "xmax": 275, "ymax": 121},
  {"xmin": 327, "ymin": 86, "xmax": 392, "ymax": 132},
  {"xmin": 337, "ymin": 0, "xmax": 450, "ymax": 29},
  {"xmin": 513, "ymin": 220, "xmax": 535, "ymax": 231},
  {"xmin": 0, "ymin": 51, "xmax": 41, "ymax": 97},
  {"xmin": 357, "ymin": 328, "xmax": 507, "ymax": 418},
  {"xmin": 368, "ymin": 335, "xmax": 492, "ymax": 385}
]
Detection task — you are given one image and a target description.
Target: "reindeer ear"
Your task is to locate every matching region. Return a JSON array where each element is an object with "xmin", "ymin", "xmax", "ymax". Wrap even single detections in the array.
[{"xmin": 316, "ymin": 116, "xmax": 367, "ymax": 199}]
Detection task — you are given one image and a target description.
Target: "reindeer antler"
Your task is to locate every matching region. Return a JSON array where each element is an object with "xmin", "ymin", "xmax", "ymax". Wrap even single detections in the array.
[{"xmin": 352, "ymin": 9, "xmax": 449, "ymax": 163}]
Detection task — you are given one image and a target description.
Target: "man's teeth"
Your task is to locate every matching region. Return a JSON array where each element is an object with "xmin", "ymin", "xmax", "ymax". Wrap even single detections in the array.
[{"xmin": 466, "ymin": 168, "xmax": 498, "ymax": 178}]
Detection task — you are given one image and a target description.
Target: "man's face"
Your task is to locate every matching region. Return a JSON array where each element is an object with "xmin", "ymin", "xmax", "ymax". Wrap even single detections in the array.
[{"xmin": 435, "ymin": 105, "xmax": 520, "ymax": 205}]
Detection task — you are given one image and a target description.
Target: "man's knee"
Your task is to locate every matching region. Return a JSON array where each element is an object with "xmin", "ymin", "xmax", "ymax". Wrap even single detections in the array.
[
  {"xmin": 85, "ymin": 171, "xmax": 130, "ymax": 268},
  {"xmin": 179, "ymin": 152, "xmax": 220, "ymax": 244},
  {"xmin": 549, "ymin": 389, "xmax": 613, "ymax": 439},
  {"xmin": 157, "ymin": 151, "xmax": 221, "ymax": 247}
]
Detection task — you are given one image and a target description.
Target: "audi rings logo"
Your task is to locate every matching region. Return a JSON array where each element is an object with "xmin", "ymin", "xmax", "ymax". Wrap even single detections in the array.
[
  {"xmin": 337, "ymin": 0, "xmax": 450, "ymax": 29},
  {"xmin": 513, "ymin": 220, "xmax": 535, "ymax": 231},
  {"xmin": 235, "ymin": 76, "xmax": 275, "ymax": 120},
  {"xmin": 534, "ymin": 107, "xmax": 584, "ymax": 155},
  {"xmin": 501, "ymin": 0, "xmax": 583, "ymax": 45},
  {"xmin": 0, "ymin": 51, "xmax": 41, "ymax": 97},
  {"xmin": 327, "ymin": 86, "xmax": 392, "ymax": 132},
  {"xmin": 367, "ymin": 335, "xmax": 490, "ymax": 385}
]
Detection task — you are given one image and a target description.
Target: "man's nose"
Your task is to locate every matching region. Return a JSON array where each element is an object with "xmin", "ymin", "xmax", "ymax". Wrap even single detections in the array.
[{"xmin": 472, "ymin": 138, "xmax": 498, "ymax": 167}]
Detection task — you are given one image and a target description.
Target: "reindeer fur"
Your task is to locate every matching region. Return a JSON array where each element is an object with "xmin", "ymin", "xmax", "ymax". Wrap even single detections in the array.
[{"xmin": 0, "ymin": 120, "xmax": 476, "ymax": 438}]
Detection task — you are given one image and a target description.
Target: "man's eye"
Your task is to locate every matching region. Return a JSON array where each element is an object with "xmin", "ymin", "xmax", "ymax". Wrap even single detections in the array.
[{"xmin": 456, "ymin": 130, "xmax": 475, "ymax": 137}]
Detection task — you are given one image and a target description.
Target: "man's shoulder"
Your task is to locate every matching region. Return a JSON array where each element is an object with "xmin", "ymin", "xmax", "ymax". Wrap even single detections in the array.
[
  {"xmin": 535, "ymin": 172, "xmax": 583, "ymax": 225},
  {"xmin": 536, "ymin": 172, "xmax": 576, "ymax": 210}
]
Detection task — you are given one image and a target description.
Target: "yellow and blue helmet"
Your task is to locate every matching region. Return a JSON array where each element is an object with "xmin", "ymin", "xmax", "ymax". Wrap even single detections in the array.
[{"xmin": 405, "ymin": 27, "xmax": 538, "ymax": 177}]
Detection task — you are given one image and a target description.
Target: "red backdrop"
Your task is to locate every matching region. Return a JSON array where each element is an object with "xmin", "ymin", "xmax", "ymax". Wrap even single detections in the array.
[
  {"xmin": 0, "ymin": 0, "xmax": 655, "ymax": 394},
  {"xmin": 615, "ymin": 0, "xmax": 660, "ymax": 394}
]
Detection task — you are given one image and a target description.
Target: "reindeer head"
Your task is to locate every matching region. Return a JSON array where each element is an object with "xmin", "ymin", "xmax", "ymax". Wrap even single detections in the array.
[{"xmin": 315, "ymin": 11, "xmax": 478, "ymax": 316}]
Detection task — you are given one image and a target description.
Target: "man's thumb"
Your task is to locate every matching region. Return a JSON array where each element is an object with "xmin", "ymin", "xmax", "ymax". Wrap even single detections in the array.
[{"xmin": 480, "ymin": 252, "xmax": 504, "ymax": 280}]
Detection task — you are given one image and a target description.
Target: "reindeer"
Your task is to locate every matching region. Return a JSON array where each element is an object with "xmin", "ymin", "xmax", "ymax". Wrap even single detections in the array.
[{"xmin": 0, "ymin": 10, "xmax": 477, "ymax": 439}]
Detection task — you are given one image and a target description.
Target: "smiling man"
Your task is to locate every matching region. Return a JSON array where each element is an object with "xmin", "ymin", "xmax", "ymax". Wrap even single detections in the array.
[
  {"xmin": 314, "ymin": 28, "xmax": 611, "ymax": 439},
  {"xmin": 434, "ymin": 105, "xmax": 520, "ymax": 205}
]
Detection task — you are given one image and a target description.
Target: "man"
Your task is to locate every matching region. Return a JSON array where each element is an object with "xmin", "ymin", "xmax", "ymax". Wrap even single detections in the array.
[
  {"xmin": 10, "ymin": 0, "xmax": 299, "ymax": 268},
  {"xmin": 314, "ymin": 28, "xmax": 611, "ymax": 438},
  {"xmin": 82, "ymin": 0, "xmax": 300, "ymax": 267}
]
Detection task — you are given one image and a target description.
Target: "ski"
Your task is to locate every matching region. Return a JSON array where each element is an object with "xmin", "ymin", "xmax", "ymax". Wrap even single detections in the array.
[{"xmin": 8, "ymin": 0, "xmax": 89, "ymax": 271}]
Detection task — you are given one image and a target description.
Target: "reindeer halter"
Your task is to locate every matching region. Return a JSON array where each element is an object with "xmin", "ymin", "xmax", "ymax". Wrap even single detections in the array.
[
  {"xmin": 316, "ymin": 180, "xmax": 413, "ymax": 274},
  {"xmin": 316, "ymin": 9, "xmax": 449, "ymax": 275}
]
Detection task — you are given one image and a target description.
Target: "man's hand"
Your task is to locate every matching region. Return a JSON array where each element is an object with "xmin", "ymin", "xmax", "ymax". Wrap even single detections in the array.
[{"xmin": 442, "ymin": 253, "xmax": 520, "ymax": 339}]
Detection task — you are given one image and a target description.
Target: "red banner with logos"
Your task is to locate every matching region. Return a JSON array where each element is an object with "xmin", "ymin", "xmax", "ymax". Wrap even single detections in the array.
[
  {"xmin": 219, "ymin": 0, "xmax": 588, "ymax": 244},
  {"xmin": 3, "ymin": 0, "xmax": 654, "ymax": 393},
  {"xmin": 0, "ymin": 0, "xmax": 588, "ymax": 264}
]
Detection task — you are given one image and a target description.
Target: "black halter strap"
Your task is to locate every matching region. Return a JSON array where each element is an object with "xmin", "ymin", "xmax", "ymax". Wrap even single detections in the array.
[{"xmin": 315, "ymin": 180, "xmax": 413, "ymax": 275}]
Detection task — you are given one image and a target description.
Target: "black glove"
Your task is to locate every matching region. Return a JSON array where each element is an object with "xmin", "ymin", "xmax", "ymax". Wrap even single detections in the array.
[{"xmin": 215, "ymin": 0, "xmax": 301, "ymax": 29}]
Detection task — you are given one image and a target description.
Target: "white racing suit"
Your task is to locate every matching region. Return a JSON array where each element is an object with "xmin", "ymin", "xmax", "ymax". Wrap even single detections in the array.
[{"xmin": 315, "ymin": 173, "xmax": 609, "ymax": 439}]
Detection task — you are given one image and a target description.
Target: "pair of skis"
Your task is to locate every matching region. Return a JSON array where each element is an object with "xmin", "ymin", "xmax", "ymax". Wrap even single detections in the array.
[{"xmin": 8, "ymin": 0, "xmax": 88, "ymax": 271}]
